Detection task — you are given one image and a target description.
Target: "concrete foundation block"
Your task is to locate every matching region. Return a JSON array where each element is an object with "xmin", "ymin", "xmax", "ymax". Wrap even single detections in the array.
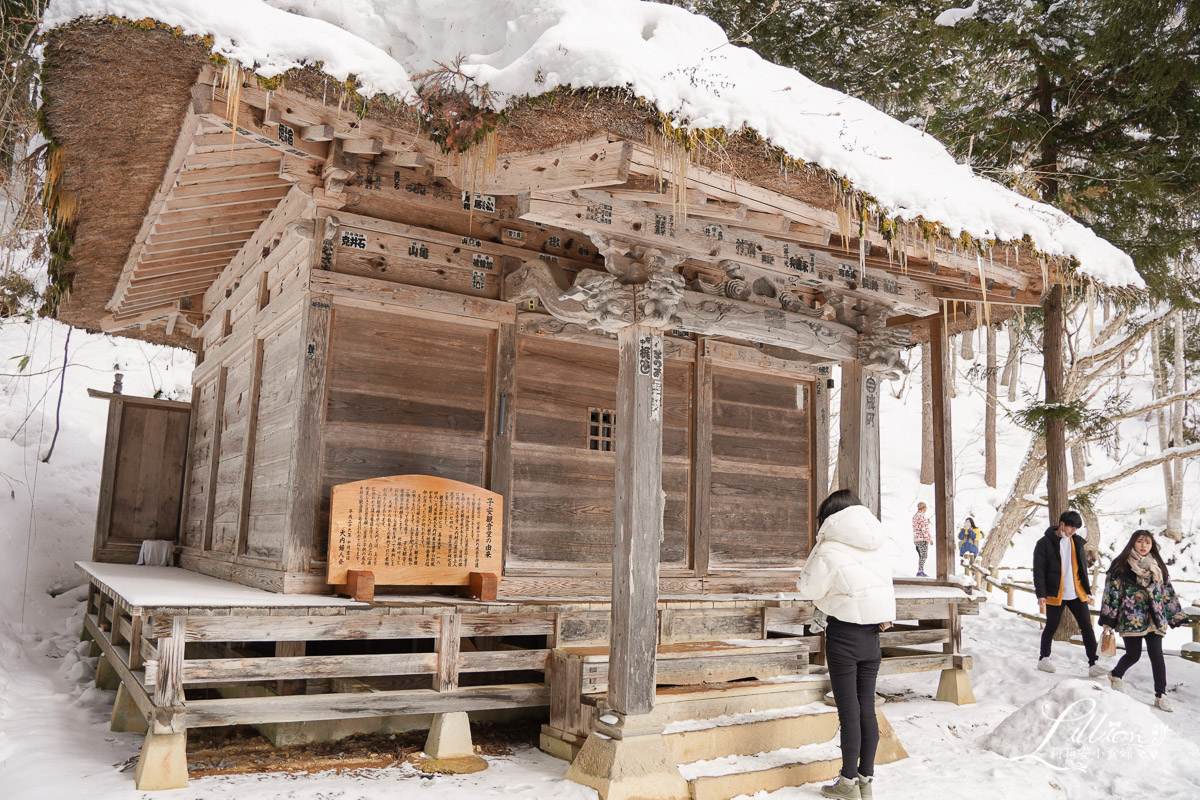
[
  {"xmin": 565, "ymin": 730, "xmax": 690, "ymax": 800},
  {"xmin": 110, "ymin": 683, "xmax": 148, "ymax": 734},
  {"xmin": 935, "ymin": 668, "xmax": 976, "ymax": 705},
  {"xmin": 425, "ymin": 711, "xmax": 476, "ymax": 759},
  {"xmin": 94, "ymin": 654, "xmax": 120, "ymax": 691},
  {"xmin": 133, "ymin": 730, "xmax": 188, "ymax": 791}
]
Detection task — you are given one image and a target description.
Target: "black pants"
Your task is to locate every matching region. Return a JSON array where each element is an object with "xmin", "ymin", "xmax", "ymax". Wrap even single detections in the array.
[
  {"xmin": 1111, "ymin": 633, "xmax": 1167, "ymax": 697},
  {"xmin": 1040, "ymin": 598, "xmax": 1098, "ymax": 665},
  {"xmin": 826, "ymin": 617, "xmax": 882, "ymax": 780}
]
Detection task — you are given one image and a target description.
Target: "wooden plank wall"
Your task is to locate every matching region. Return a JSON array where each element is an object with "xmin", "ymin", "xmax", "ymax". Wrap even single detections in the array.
[
  {"xmin": 93, "ymin": 398, "xmax": 190, "ymax": 563},
  {"xmin": 182, "ymin": 378, "xmax": 220, "ymax": 550},
  {"xmin": 176, "ymin": 189, "xmax": 319, "ymax": 591},
  {"xmin": 316, "ymin": 305, "xmax": 494, "ymax": 562},
  {"xmin": 506, "ymin": 335, "xmax": 692, "ymax": 571},
  {"xmin": 243, "ymin": 317, "xmax": 302, "ymax": 561},
  {"xmin": 707, "ymin": 366, "xmax": 813, "ymax": 569}
]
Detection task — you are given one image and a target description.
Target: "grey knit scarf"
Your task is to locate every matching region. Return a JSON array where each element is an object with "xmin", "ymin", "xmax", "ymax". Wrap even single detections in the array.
[{"xmin": 1128, "ymin": 553, "xmax": 1162, "ymax": 587}]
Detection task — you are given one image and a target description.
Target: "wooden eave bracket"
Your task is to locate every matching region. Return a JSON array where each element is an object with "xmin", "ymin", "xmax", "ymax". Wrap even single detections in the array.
[{"xmin": 506, "ymin": 260, "xmax": 858, "ymax": 361}]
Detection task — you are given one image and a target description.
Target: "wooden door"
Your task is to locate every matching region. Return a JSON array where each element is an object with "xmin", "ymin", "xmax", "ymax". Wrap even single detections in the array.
[
  {"xmin": 92, "ymin": 391, "xmax": 191, "ymax": 563},
  {"xmin": 505, "ymin": 335, "xmax": 692, "ymax": 571},
  {"xmin": 704, "ymin": 364, "xmax": 813, "ymax": 569}
]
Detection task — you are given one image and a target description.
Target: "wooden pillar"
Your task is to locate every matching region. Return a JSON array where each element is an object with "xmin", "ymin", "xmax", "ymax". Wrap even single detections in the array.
[
  {"xmin": 813, "ymin": 368, "xmax": 831, "ymax": 502},
  {"xmin": 837, "ymin": 361, "xmax": 881, "ymax": 516},
  {"xmin": 929, "ymin": 318, "xmax": 955, "ymax": 581},
  {"xmin": 930, "ymin": 318, "xmax": 973, "ymax": 703},
  {"xmin": 609, "ymin": 325, "xmax": 664, "ymax": 717},
  {"xmin": 285, "ymin": 292, "xmax": 332, "ymax": 574}
]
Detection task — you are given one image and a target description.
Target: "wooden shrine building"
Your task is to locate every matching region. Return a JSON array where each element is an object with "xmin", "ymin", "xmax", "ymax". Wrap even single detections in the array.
[{"xmin": 38, "ymin": 15, "xmax": 1134, "ymax": 799}]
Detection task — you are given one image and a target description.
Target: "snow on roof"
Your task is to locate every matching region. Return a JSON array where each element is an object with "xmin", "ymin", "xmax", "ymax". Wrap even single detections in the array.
[{"xmin": 42, "ymin": 0, "xmax": 1143, "ymax": 288}]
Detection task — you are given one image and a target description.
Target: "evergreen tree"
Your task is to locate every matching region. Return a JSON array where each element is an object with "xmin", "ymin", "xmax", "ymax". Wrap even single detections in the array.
[{"xmin": 673, "ymin": 0, "xmax": 1200, "ymax": 300}]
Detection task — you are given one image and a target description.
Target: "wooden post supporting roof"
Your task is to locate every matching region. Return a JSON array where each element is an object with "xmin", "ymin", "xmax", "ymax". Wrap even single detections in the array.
[
  {"xmin": 929, "ymin": 315, "xmax": 955, "ymax": 581},
  {"xmin": 609, "ymin": 323, "xmax": 664, "ymax": 716},
  {"xmin": 836, "ymin": 362, "xmax": 881, "ymax": 517}
]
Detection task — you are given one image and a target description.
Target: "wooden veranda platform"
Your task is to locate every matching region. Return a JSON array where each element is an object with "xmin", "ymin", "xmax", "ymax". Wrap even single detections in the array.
[{"xmin": 80, "ymin": 561, "xmax": 981, "ymax": 789}]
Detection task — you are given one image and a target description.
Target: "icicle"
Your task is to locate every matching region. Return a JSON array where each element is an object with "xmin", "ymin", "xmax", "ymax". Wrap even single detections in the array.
[
  {"xmin": 978, "ymin": 253, "xmax": 990, "ymax": 327},
  {"xmin": 1087, "ymin": 282, "xmax": 1096, "ymax": 346}
]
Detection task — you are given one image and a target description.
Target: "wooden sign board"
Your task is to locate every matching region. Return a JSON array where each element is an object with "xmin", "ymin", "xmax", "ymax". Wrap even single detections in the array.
[{"xmin": 327, "ymin": 475, "xmax": 503, "ymax": 588}]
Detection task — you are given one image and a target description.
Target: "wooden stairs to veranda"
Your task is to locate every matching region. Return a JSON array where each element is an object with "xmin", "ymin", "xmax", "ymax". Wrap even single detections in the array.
[{"xmin": 541, "ymin": 639, "xmax": 908, "ymax": 800}]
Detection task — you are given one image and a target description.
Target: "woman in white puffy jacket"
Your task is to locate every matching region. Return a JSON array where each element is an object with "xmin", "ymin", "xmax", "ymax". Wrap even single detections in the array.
[{"xmin": 798, "ymin": 490, "xmax": 896, "ymax": 800}]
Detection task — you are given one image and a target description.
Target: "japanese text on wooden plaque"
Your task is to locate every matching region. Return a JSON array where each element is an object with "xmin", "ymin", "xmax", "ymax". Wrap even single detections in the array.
[{"xmin": 327, "ymin": 475, "xmax": 503, "ymax": 586}]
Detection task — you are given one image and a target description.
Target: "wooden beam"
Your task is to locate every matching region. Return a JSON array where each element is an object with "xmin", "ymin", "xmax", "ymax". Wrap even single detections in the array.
[
  {"xmin": 521, "ymin": 191, "xmax": 938, "ymax": 317},
  {"xmin": 626, "ymin": 144, "xmax": 1035, "ymax": 292},
  {"xmin": 182, "ymin": 684, "xmax": 549, "ymax": 728},
  {"xmin": 929, "ymin": 315, "xmax": 955, "ymax": 581},
  {"xmin": 192, "ymin": 95, "xmax": 330, "ymax": 162},
  {"xmin": 310, "ymin": 270, "xmax": 515, "ymax": 326},
  {"xmin": 506, "ymin": 262, "xmax": 857, "ymax": 361},
  {"xmin": 444, "ymin": 135, "xmax": 632, "ymax": 195}
]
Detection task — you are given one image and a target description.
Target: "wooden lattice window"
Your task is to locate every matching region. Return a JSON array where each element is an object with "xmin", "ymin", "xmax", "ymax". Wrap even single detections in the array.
[{"xmin": 587, "ymin": 408, "xmax": 616, "ymax": 451}]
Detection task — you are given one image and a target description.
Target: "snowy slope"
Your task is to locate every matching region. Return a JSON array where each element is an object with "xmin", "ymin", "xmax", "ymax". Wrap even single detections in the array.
[
  {"xmin": 0, "ymin": 318, "xmax": 192, "ymax": 630},
  {"xmin": 41, "ymin": 0, "xmax": 1140, "ymax": 286}
]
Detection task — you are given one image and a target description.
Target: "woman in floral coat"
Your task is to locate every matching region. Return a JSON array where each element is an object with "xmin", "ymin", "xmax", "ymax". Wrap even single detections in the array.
[{"xmin": 1098, "ymin": 529, "xmax": 1187, "ymax": 712}]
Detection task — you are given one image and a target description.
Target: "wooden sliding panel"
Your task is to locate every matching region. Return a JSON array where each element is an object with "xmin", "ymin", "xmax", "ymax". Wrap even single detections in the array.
[
  {"xmin": 506, "ymin": 335, "xmax": 691, "ymax": 571},
  {"xmin": 181, "ymin": 377, "xmax": 220, "ymax": 550},
  {"xmin": 316, "ymin": 304, "xmax": 493, "ymax": 562},
  {"xmin": 707, "ymin": 365, "xmax": 813, "ymax": 569},
  {"xmin": 209, "ymin": 348, "xmax": 254, "ymax": 553},
  {"xmin": 243, "ymin": 316, "xmax": 303, "ymax": 562}
]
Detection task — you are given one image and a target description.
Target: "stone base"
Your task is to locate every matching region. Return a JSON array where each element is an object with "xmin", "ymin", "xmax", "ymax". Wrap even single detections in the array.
[
  {"xmin": 133, "ymin": 731, "xmax": 188, "ymax": 791},
  {"xmin": 874, "ymin": 710, "xmax": 909, "ymax": 762},
  {"xmin": 425, "ymin": 711, "xmax": 475, "ymax": 759},
  {"xmin": 413, "ymin": 755, "xmax": 489, "ymax": 774},
  {"xmin": 565, "ymin": 730, "xmax": 689, "ymax": 800},
  {"xmin": 936, "ymin": 668, "xmax": 976, "ymax": 705},
  {"xmin": 110, "ymin": 683, "xmax": 147, "ymax": 733},
  {"xmin": 94, "ymin": 654, "xmax": 120, "ymax": 691}
]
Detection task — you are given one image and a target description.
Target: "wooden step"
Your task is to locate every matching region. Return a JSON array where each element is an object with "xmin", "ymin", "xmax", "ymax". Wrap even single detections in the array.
[
  {"xmin": 679, "ymin": 710, "xmax": 908, "ymax": 800},
  {"xmin": 583, "ymin": 675, "xmax": 830, "ymax": 726},
  {"xmin": 681, "ymin": 741, "xmax": 841, "ymax": 800},
  {"xmin": 664, "ymin": 701, "xmax": 839, "ymax": 763},
  {"xmin": 561, "ymin": 639, "xmax": 810, "ymax": 694}
]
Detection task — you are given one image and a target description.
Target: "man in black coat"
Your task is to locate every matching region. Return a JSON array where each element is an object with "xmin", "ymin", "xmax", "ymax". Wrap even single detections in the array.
[{"xmin": 1033, "ymin": 510, "xmax": 1104, "ymax": 676}]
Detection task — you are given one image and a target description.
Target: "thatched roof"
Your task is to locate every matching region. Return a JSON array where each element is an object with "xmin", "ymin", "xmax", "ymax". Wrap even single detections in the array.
[
  {"xmin": 41, "ymin": 22, "xmax": 208, "ymax": 347},
  {"xmin": 37, "ymin": 17, "xmax": 1094, "ymax": 347}
]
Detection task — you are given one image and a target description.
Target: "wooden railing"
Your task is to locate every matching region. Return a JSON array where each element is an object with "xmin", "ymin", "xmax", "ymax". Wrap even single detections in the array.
[{"xmin": 964, "ymin": 561, "xmax": 1200, "ymax": 662}]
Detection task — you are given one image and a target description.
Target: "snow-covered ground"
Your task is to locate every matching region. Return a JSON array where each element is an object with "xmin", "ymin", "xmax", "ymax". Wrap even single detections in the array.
[{"xmin": 0, "ymin": 312, "xmax": 1197, "ymax": 798}]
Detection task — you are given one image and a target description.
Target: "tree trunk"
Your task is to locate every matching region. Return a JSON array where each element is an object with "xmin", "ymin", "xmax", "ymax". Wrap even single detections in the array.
[
  {"xmin": 1080, "ymin": 505, "xmax": 1102, "ymax": 563},
  {"xmin": 985, "ymin": 323, "xmax": 998, "ymax": 489},
  {"xmin": 921, "ymin": 340, "xmax": 934, "ymax": 485},
  {"xmin": 1151, "ymin": 326, "xmax": 1174, "ymax": 514},
  {"xmin": 1070, "ymin": 444, "xmax": 1086, "ymax": 484},
  {"xmin": 1044, "ymin": 284, "xmax": 1069, "ymax": 525},
  {"xmin": 1166, "ymin": 314, "xmax": 1186, "ymax": 540},
  {"xmin": 1005, "ymin": 323, "xmax": 1021, "ymax": 402},
  {"xmin": 979, "ymin": 437, "xmax": 1047, "ymax": 569}
]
